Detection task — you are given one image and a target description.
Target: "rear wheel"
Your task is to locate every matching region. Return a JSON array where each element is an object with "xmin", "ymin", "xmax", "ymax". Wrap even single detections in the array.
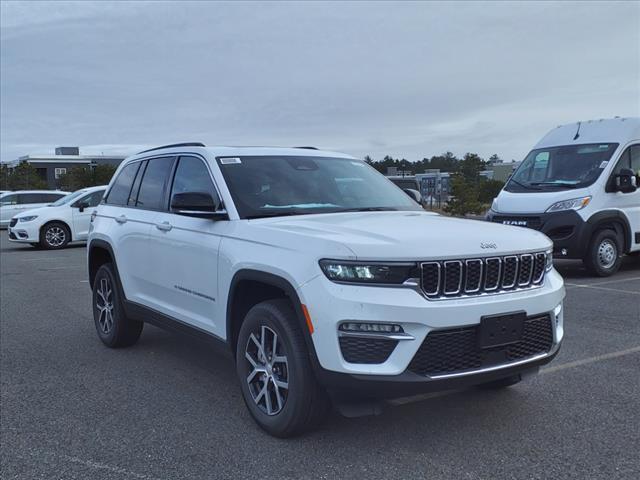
[
  {"xmin": 584, "ymin": 229, "xmax": 622, "ymax": 277},
  {"xmin": 40, "ymin": 221, "xmax": 70, "ymax": 249},
  {"xmin": 236, "ymin": 299, "xmax": 329, "ymax": 437},
  {"xmin": 92, "ymin": 263, "xmax": 143, "ymax": 347}
]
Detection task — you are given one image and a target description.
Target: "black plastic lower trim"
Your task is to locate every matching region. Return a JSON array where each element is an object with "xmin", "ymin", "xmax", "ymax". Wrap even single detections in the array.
[{"xmin": 315, "ymin": 347, "xmax": 560, "ymax": 400}]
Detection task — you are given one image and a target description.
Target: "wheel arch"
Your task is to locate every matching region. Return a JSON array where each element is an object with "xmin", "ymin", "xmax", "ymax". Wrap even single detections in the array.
[
  {"xmin": 88, "ymin": 239, "xmax": 118, "ymax": 290},
  {"xmin": 586, "ymin": 210, "xmax": 632, "ymax": 253},
  {"xmin": 40, "ymin": 219, "xmax": 73, "ymax": 242},
  {"xmin": 226, "ymin": 269, "xmax": 317, "ymax": 360}
]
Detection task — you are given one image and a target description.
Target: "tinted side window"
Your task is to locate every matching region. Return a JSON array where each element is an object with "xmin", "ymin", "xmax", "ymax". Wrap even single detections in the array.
[
  {"xmin": 608, "ymin": 144, "xmax": 640, "ymax": 191},
  {"xmin": 630, "ymin": 145, "xmax": 640, "ymax": 174},
  {"xmin": 170, "ymin": 156, "xmax": 220, "ymax": 208},
  {"xmin": 136, "ymin": 157, "xmax": 175, "ymax": 210},
  {"xmin": 20, "ymin": 193, "xmax": 54, "ymax": 203},
  {"xmin": 80, "ymin": 190, "xmax": 105, "ymax": 208},
  {"xmin": 0, "ymin": 194, "xmax": 18, "ymax": 205},
  {"xmin": 106, "ymin": 162, "xmax": 141, "ymax": 205},
  {"xmin": 43, "ymin": 193, "xmax": 66, "ymax": 202}
]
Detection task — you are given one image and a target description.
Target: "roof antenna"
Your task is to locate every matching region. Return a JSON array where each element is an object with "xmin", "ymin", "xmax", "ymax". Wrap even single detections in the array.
[{"xmin": 573, "ymin": 121, "xmax": 581, "ymax": 140}]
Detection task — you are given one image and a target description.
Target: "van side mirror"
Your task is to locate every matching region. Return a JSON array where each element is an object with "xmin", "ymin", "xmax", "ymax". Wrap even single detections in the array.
[
  {"xmin": 403, "ymin": 188, "xmax": 422, "ymax": 204},
  {"xmin": 615, "ymin": 168, "xmax": 638, "ymax": 193},
  {"xmin": 73, "ymin": 200, "xmax": 90, "ymax": 212},
  {"xmin": 171, "ymin": 192, "xmax": 227, "ymax": 219}
]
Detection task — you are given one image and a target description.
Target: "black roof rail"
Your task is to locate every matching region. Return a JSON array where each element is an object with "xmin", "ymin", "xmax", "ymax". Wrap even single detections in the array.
[
  {"xmin": 137, "ymin": 142, "xmax": 206, "ymax": 154},
  {"xmin": 295, "ymin": 146, "xmax": 318, "ymax": 150}
]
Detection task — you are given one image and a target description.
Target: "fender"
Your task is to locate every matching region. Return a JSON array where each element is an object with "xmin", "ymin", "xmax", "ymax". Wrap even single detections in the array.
[
  {"xmin": 87, "ymin": 239, "xmax": 119, "ymax": 290},
  {"xmin": 586, "ymin": 210, "xmax": 632, "ymax": 253},
  {"xmin": 226, "ymin": 269, "xmax": 319, "ymax": 363}
]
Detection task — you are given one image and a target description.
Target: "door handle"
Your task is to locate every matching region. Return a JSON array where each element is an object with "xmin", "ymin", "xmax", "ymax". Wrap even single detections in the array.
[
  {"xmin": 156, "ymin": 221, "xmax": 172, "ymax": 232},
  {"xmin": 115, "ymin": 215, "xmax": 127, "ymax": 224}
]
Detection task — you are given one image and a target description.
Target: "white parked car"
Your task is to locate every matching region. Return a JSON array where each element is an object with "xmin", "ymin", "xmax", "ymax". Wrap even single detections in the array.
[
  {"xmin": 88, "ymin": 143, "xmax": 565, "ymax": 437},
  {"xmin": 488, "ymin": 117, "xmax": 639, "ymax": 276},
  {"xmin": 8, "ymin": 185, "xmax": 107, "ymax": 249},
  {"xmin": 0, "ymin": 190, "xmax": 69, "ymax": 228}
]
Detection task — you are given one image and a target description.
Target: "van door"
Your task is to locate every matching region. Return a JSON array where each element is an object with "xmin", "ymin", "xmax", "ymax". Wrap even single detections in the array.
[
  {"xmin": 145, "ymin": 155, "xmax": 224, "ymax": 335},
  {"xmin": 71, "ymin": 189, "xmax": 105, "ymax": 240},
  {"xmin": 603, "ymin": 144, "xmax": 640, "ymax": 253}
]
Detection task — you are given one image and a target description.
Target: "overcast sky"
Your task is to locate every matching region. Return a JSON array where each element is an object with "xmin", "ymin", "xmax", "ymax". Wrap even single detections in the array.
[{"xmin": 1, "ymin": 1, "xmax": 638, "ymax": 163}]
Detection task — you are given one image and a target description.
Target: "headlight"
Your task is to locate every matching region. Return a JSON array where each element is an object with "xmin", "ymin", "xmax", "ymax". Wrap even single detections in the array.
[
  {"xmin": 546, "ymin": 250, "xmax": 553, "ymax": 271},
  {"xmin": 319, "ymin": 260, "xmax": 416, "ymax": 284},
  {"xmin": 545, "ymin": 196, "xmax": 591, "ymax": 213},
  {"xmin": 19, "ymin": 216, "xmax": 38, "ymax": 222}
]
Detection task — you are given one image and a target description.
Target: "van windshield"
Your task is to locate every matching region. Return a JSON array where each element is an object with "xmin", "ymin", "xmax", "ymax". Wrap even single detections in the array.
[
  {"xmin": 506, "ymin": 143, "xmax": 619, "ymax": 192},
  {"xmin": 51, "ymin": 190, "xmax": 85, "ymax": 206},
  {"xmin": 217, "ymin": 156, "xmax": 420, "ymax": 219}
]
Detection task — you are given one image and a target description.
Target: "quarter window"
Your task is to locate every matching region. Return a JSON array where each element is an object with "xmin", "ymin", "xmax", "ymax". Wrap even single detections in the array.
[
  {"xmin": 136, "ymin": 157, "xmax": 175, "ymax": 210},
  {"xmin": 106, "ymin": 162, "xmax": 141, "ymax": 205},
  {"xmin": 170, "ymin": 156, "xmax": 220, "ymax": 209}
]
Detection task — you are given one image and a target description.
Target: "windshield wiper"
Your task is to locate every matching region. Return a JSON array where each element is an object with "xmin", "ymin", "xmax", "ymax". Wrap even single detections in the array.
[
  {"xmin": 245, "ymin": 211, "xmax": 311, "ymax": 219},
  {"xmin": 531, "ymin": 181, "xmax": 580, "ymax": 189},
  {"xmin": 508, "ymin": 179, "xmax": 541, "ymax": 191}
]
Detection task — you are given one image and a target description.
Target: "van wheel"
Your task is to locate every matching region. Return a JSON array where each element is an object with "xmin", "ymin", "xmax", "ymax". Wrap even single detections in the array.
[
  {"xmin": 40, "ymin": 222, "xmax": 70, "ymax": 249},
  {"xmin": 92, "ymin": 263, "xmax": 143, "ymax": 347},
  {"xmin": 584, "ymin": 229, "xmax": 622, "ymax": 277},
  {"xmin": 236, "ymin": 299, "xmax": 330, "ymax": 437}
]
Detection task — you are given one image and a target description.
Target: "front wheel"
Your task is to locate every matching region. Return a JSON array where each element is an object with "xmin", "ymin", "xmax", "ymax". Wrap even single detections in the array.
[
  {"xmin": 236, "ymin": 299, "xmax": 329, "ymax": 437},
  {"xmin": 584, "ymin": 229, "xmax": 622, "ymax": 277},
  {"xmin": 40, "ymin": 222, "xmax": 70, "ymax": 249}
]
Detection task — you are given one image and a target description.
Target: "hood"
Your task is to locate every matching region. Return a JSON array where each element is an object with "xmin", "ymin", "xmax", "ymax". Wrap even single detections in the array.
[
  {"xmin": 493, "ymin": 187, "xmax": 593, "ymax": 214},
  {"xmin": 251, "ymin": 211, "xmax": 551, "ymax": 260},
  {"xmin": 13, "ymin": 205, "xmax": 58, "ymax": 218}
]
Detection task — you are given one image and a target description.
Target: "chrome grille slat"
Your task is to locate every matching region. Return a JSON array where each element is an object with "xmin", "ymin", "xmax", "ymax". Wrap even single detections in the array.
[{"xmin": 420, "ymin": 252, "xmax": 547, "ymax": 299}]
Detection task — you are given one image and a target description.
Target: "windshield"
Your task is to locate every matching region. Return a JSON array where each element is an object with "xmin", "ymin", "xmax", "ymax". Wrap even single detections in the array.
[
  {"xmin": 217, "ymin": 156, "xmax": 420, "ymax": 219},
  {"xmin": 506, "ymin": 143, "xmax": 619, "ymax": 192},
  {"xmin": 51, "ymin": 190, "xmax": 86, "ymax": 206}
]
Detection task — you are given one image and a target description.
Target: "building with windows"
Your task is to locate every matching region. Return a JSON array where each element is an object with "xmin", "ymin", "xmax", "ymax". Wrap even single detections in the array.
[{"xmin": 4, "ymin": 147, "xmax": 126, "ymax": 189}]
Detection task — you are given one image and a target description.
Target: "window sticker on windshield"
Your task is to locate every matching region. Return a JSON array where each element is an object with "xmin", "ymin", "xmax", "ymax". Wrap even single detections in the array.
[
  {"xmin": 220, "ymin": 157, "xmax": 242, "ymax": 165},
  {"xmin": 599, "ymin": 161, "xmax": 609, "ymax": 169}
]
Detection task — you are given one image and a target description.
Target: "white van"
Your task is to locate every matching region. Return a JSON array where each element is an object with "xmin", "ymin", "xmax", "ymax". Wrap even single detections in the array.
[
  {"xmin": 488, "ymin": 117, "xmax": 639, "ymax": 276},
  {"xmin": 0, "ymin": 190, "xmax": 69, "ymax": 228}
]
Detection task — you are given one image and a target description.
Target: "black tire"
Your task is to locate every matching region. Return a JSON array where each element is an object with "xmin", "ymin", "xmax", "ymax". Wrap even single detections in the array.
[
  {"xmin": 92, "ymin": 263, "xmax": 143, "ymax": 348},
  {"xmin": 236, "ymin": 299, "xmax": 330, "ymax": 437},
  {"xmin": 583, "ymin": 229, "xmax": 623, "ymax": 277},
  {"xmin": 478, "ymin": 374, "xmax": 522, "ymax": 389},
  {"xmin": 40, "ymin": 221, "xmax": 71, "ymax": 249}
]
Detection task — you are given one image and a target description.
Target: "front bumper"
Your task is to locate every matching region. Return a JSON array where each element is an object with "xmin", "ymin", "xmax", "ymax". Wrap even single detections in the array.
[
  {"xmin": 486, "ymin": 210, "xmax": 591, "ymax": 259},
  {"xmin": 299, "ymin": 269, "xmax": 565, "ymax": 393},
  {"xmin": 7, "ymin": 222, "xmax": 40, "ymax": 243}
]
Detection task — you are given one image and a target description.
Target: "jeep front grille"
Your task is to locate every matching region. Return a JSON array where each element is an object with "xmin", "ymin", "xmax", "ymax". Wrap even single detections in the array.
[{"xmin": 420, "ymin": 252, "xmax": 546, "ymax": 299}]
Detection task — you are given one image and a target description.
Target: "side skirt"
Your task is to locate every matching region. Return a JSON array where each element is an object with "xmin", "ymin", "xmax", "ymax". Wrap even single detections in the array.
[{"xmin": 123, "ymin": 300, "xmax": 232, "ymax": 358}]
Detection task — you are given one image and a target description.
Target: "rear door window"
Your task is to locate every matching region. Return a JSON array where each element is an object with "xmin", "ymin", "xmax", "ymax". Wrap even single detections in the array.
[
  {"xmin": 19, "ymin": 193, "xmax": 58, "ymax": 203},
  {"xmin": 136, "ymin": 157, "xmax": 175, "ymax": 210},
  {"xmin": 106, "ymin": 162, "xmax": 142, "ymax": 205}
]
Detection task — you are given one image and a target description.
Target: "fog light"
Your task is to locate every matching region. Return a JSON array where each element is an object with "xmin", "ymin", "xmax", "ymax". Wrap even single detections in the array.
[{"xmin": 339, "ymin": 322, "xmax": 404, "ymax": 334}]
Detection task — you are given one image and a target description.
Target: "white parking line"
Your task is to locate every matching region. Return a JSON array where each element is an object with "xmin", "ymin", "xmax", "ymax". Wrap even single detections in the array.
[{"xmin": 541, "ymin": 346, "xmax": 640, "ymax": 375}]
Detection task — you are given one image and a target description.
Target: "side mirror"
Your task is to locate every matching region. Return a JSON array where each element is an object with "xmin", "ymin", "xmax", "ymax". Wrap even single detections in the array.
[
  {"xmin": 403, "ymin": 188, "xmax": 422, "ymax": 204},
  {"xmin": 171, "ymin": 192, "xmax": 227, "ymax": 219},
  {"xmin": 74, "ymin": 201, "xmax": 90, "ymax": 212},
  {"xmin": 615, "ymin": 168, "xmax": 638, "ymax": 193}
]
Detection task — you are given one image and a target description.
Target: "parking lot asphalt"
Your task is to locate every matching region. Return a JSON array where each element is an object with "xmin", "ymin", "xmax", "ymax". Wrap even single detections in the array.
[{"xmin": 1, "ymin": 231, "xmax": 639, "ymax": 480}]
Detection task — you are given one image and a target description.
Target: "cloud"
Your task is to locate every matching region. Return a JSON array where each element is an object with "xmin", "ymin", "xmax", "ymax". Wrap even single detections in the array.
[{"xmin": 1, "ymin": 1, "xmax": 638, "ymax": 163}]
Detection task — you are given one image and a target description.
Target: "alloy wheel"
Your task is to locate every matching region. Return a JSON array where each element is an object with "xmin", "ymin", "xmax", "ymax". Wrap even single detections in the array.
[
  {"xmin": 96, "ymin": 277, "xmax": 114, "ymax": 334},
  {"xmin": 45, "ymin": 226, "xmax": 66, "ymax": 247},
  {"xmin": 244, "ymin": 325, "xmax": 289, "ymax": 416},
  {"xmin": 597, "ymin": 239, "xmax": 617, "ymax": 269}
]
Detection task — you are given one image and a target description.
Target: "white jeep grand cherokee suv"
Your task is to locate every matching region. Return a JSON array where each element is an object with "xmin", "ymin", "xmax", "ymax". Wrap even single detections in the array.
[{"xmin": 87, "ymin": 143, "xmax": 565, "ymax": 437}]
